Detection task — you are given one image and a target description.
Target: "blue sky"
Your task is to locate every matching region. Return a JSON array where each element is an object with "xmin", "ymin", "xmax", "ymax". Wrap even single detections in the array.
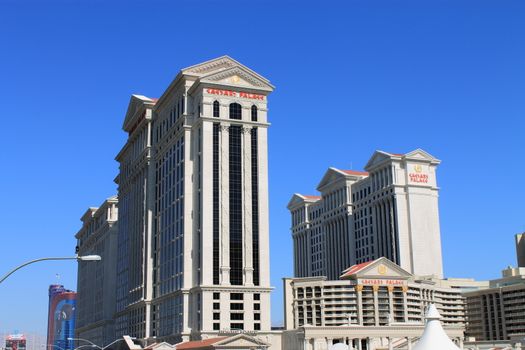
[{"xmin": 1, "ymin": 0, "xmax": 524, "ymax": 337}]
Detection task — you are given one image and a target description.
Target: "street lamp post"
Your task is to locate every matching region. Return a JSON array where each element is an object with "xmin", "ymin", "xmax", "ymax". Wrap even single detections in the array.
[{"xmin": 0, "ymin": 255, "xmax": 101, "ymax": 285}]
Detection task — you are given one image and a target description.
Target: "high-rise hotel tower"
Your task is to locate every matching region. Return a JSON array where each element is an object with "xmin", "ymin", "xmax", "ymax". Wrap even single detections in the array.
[
  {"xmin": 115, "ymin": 56, "xmax": 274, "ymax": 343},
  {"xmin": 288, "ymin": 149, "xmax": 443, "ymax": 280}
]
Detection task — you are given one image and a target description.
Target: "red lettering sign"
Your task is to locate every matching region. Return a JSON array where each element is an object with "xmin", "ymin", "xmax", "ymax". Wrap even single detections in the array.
[
  {"xmin": 409, "ymin": 173, "xmax": 429, "ymax": 183},
  {"xmin": 360, "ymin": 279, "xmax": 406, "ymax": 286},
  {"xmin": 206, "ymin": 88, "xmax": 265, "ymax": 100}
]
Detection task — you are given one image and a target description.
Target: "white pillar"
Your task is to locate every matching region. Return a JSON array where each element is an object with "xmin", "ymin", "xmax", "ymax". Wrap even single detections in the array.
[
  {"xmin": 356, "ymin": 285, "xmax": 363, "ymax": 325},
  {"xmin": 373, "ymin": 285, "xmax": 379, "ymax": 326}
]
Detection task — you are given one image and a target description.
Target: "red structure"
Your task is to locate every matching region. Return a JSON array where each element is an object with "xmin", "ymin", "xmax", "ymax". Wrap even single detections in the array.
[{"xmin": 5, "ymin": 334, "xmax": 26, "ymax": 350}]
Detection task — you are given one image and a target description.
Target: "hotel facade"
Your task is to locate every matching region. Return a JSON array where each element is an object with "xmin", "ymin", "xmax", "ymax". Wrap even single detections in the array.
[
  {"xmin": 288, "ymin": 149, "xmax": 443, "ymax": 280},
  {"xmin": 75, "ymin": 197, "xmax": 119, "ymax": 346},
  {"xmin": 112, "ymin": 56, "xmax": 275, "ymax": 344},
  {"xmin": 282, "ymin": 258, "xmax": 465, "ymax": 350}
]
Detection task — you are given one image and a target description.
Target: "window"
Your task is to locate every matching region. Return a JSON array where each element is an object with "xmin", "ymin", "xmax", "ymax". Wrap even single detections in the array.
[
  {"xmin": 231, "ymin": 313, "xmax": 244, "ymax": 320},
  {"xmin": 213, "ymin": 313, "xmax": 220, "ymax": 320},
  {"xmin": 213, "ymin": 323, "xmax": 220, "ymax": 330},
  {"xmin": 213, "ymin": 292, "xmax": 220, "ymax": 300},
  {"xmin": 213, "ymin": 303, "xmax": 220, "ymax": 310},
  {"xmin": 254, "ymin": 293, "xmax": 260, "ymax": 300},
  {"xmin": 251, "ymin": 105, "xmax": 258, "ymax": 121},
  {"xmin": 230, "ymin": 293, "xmax": 244, "ymax": 300},
  {"xmin": 254, "ymin": 323, "xmax": 261, "ymax": 330},
  {"xmin": 254, "ymin": 313, "xmax": 260, "ymax": 320},
  {"xmin": 230, "ymin": 323, "xmax": 244, "ymax": 330},
  {"xmin": 231, "ymin": 303, "xmax": 244, "ymax": 310},
  {"xmin": 229, "ymin": 103, "xmax": 242, "ymax": 120},
  {"xmin": 213, "ymin": 101, "xmax": 220, "ymax": 118},
  {"xmin": 254, "ymin": 303, "xmax": 260, "ymax": 310}
]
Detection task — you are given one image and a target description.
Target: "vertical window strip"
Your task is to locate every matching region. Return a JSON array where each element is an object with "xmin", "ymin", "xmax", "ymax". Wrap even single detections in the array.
[
  {"xmin": 251, "ymin": 128, "xmax": 260, "ymax": 285},
  {"xmin": 213, "ymin": 123, "xmax": 220, "ymax": 284},
  {"xmin": 229, "ymin": 125, "xmax": 243, "ymax": 285}
]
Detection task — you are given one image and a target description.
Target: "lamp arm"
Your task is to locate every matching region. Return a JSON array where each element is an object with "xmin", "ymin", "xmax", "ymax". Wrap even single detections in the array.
[{"xmin": 0, "ymin": 257, "xmax": 78, "ymax": 284}]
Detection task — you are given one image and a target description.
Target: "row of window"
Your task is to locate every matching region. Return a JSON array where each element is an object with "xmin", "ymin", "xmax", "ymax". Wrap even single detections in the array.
[{"xmin": 213, "ymin": 101, "xmax": 258, "ymax": 121}]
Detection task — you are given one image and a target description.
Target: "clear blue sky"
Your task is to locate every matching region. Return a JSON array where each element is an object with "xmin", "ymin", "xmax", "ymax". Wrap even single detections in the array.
[{"xmin": 1, "ymin": 0, "xmax": 524, "ymax": 337}]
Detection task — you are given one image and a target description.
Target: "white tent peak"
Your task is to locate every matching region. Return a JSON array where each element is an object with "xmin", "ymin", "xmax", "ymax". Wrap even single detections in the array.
[
  {"xmin": 412, "ymin": 303, "xmax": 460, "ymax": 350},
  {"xmin": 425, "ymin": 303, "xmax": 442, "ymax": 320}
]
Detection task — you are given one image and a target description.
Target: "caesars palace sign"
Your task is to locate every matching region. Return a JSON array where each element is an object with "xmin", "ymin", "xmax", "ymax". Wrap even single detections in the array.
[
  {"xmin": 359, "ymin": 279, "xmax": 406, "ymax": 286},
  {"xmin": 408, "ymin": 164, "xmax": 429, "ymax": 184},
  {"xmin": 206, "ymin": 88, "xmax": 265, "ymax": 101}
]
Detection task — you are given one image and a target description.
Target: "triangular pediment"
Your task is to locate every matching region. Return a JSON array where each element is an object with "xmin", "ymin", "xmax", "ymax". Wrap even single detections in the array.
[
  {"xmin": 182, "ymin": 56, "xmax": 274, "ymax": 91},
  {"xmin": 214, "ymin": 334, "xmax": 270, "ymax": 348},
  {"xmin": 316, "ymin": 168, "xmax": 347, "ymax": 192},
  {"xmin": 287, "ymin": 193, "xmax": 320, "ymax": 210},
  {"xmin": 341, "ymin": 257, "xmax": 412, "ymax": 279},
  {"xmin": 201, "ymin": 66, "xmax": 274, "ymax": 91},
  {"xmin": 405, "ymin": 148, "xmax": 440, "ymax": 164},
  {"xmin": 182, "ymin": 56, "xmax": 239, "ymax": 76},
  {"xmin": 364, "ymin": 151, "xmax": 396, "ymax": 171},
  {"xmin": 316, "ymin": 168, "xmax": 366, "ymax": 192},
  {"xmin": 147, "ymin": 342, "xmax": 176, "ymax": 350},
  {"xmin": 122, "ymin": 94, "xmax": 155, "ymax": 132}
]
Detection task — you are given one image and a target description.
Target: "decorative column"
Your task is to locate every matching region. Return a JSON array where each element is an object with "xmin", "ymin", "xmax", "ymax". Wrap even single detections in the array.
[
  {"xmin": 403, "ymin": 285, "xmax": 409, "ymax": 322},
  {"xmin": 373, "ymin": 285, "xmax": 379, "ymax": 326},
  {"xmin": 294, "ymin": 300, "xmax": 299, "ymax": 329},
  {"xmin": 356, "ymin": 285, "xmax": 363, "ymax": 325},
  {"xmin": 387, "ymin": 285, "xmax": 394, "ymax": 324},
  {"xmin": 357, "ymin": 339, "xmax": 362, "ymax": 350},
  {"xmin": 321, "ymin": 303, "xmax": 326, "ymax": 326},
  {"xmin": 388, "ymin": 337, "xmax": 393, "ymax": 350},
  {"xmin": 406, "ymin": 337, "xmax": 412, "ymax": 350},
  {"xmin": 220, "ymin": 124, "xmax": 230, "ymax": 285},
  {"xmin": 241, "ymin": 126, "xmax": 253, "ymax": 286}
]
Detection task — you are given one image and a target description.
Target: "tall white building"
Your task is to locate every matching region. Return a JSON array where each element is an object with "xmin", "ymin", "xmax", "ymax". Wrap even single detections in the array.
[
  {"xmin": 288, "ymin": 149, "xmax": 443, "ymax": 280},
  {"xmin": 114, "ymin": 56, "xmax": 274, "ymax": 344},
  {"xmin": 75, "ymin": 196, "xmax": 119, "ymax": 346},
  {"xmin": 114, "ymin": 94, "xmax": 156, "ymax": 339}
]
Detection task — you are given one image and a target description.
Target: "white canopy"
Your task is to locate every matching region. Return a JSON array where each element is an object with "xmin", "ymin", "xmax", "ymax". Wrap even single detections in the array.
[{"xmin": 412, "ymin": 304, "xmax": 461, "ymax": 350}]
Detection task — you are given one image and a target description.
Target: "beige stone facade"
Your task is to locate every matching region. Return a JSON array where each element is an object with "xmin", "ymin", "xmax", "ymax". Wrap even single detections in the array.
[
  {"xmin": 111, "ymin": 56, "xmax": 274, "ymax": 345},
  {"xmin": 282, "ymin": 258, "xmax": 466, "ymax": 350},
  {"xmin": 75, "ymin": 196, "xmax": 119, "ymax": 346},
  {"xmin": 465, "ymin": 267, "xmax": 525, "ymax": 341},
  {"xmin": 288, "ymin": 149, "xmax": 443, "ymax": 281}
]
